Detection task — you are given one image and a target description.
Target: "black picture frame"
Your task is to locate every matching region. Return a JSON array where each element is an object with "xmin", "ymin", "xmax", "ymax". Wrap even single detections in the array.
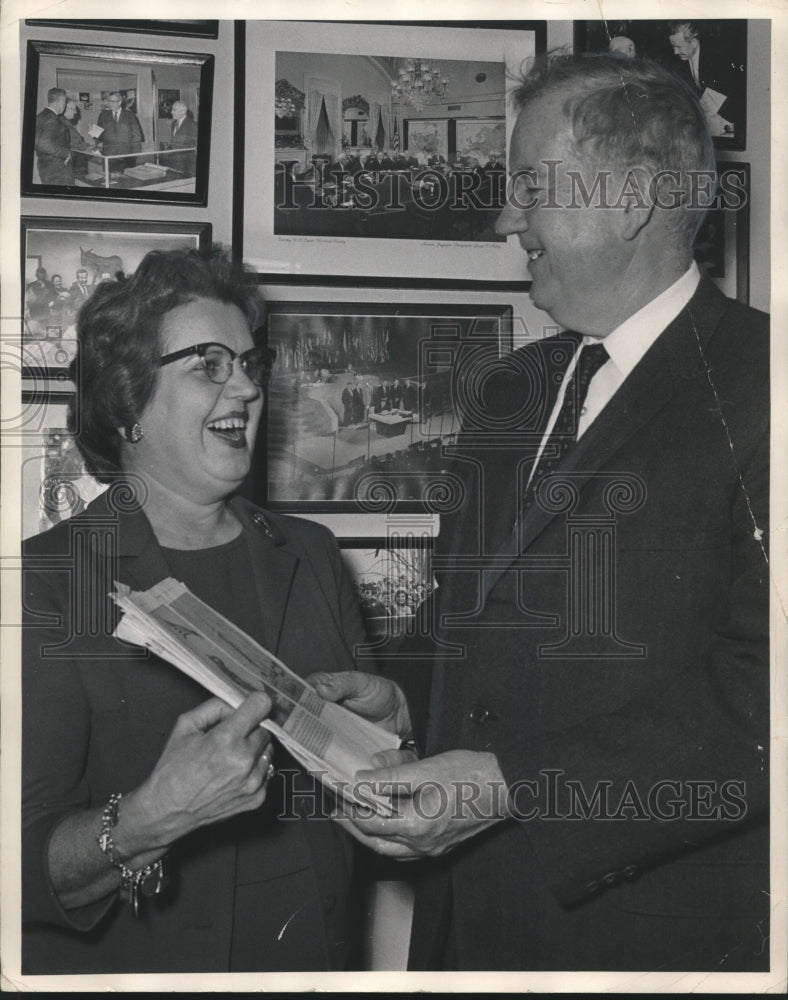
[
  {"xmin": 21, "ymin": 217, "xmax": 212, "ymax": 389},
  {"xmin": 17, "ymin": 393, "xmax": 108, "ymax": 541},
  {"xmin": 248, "ymin": 300, "xmax": 512, "ymax": 511},
  {"xmin": 26, "ymin": 20, "xmax": 220, "ymax": 40},
  {"xmin": 693, "ymin": 161, "xmax": 751, "ymax": 304},
  {"xmin": 22, "ymin": 39, "xmax": 214, "ymax": 205},
  {"xmin": 238, "ymin": 20, "xmax": 546, "ymax": 288},
  {"xmin": 573, "ymin": 19, "xmax": 747, "ymax": 150}
]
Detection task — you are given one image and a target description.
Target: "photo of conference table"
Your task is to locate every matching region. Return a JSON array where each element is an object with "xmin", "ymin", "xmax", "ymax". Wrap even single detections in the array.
[
  {"xmin": 273, "ymin": 164, "xmax": 504, "ymax": 242},
  {"xmin": 371, "ymin": 411, "xmax": 413, "ymax": 437}
]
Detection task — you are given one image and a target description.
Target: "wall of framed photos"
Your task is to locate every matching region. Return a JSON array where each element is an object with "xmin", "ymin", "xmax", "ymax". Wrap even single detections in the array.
[
  {"xmin": 15, "ymin": 13, "xmax": 772, "ymax": 607},
  {"xmin": 6, "ymin": 11, "xmax": 775, "ymax": 979}
]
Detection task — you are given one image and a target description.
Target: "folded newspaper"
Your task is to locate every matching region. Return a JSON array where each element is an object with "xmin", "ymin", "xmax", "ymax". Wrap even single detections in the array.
[{"xmin": 111, "ymin": 577, "xmax": 399, "ymax": 814}]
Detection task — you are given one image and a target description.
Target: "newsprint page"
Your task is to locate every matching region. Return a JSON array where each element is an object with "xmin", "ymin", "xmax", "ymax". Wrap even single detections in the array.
[{"xmin": 0, "ymin": 0, "xmax": 786, "ymax": 993}]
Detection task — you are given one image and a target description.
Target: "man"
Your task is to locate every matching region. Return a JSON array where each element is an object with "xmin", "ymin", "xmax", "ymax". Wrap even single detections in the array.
[
  {"xmin": 341, "ymin": 382, "xmax": 354, "ymax": 426},
  {"xmin": 668, "ymin": 21, "xmax": 744, "ymax": 137},
  {"xmin": 372, "ymin": 380, "xmax": 391, "ymax": 414},
  {"xmin": 25, "ymin": 267, "xmax": 55, "ymax": 323},
  {"xmin": 313, "ymin": 53, "xmax": 769, "ymax": 971},
  {"xmin": 68, "ymin": 268, "xmax": 91, "ymax": 303},
  {"xmin": 364, "ymin": 149, "xmax": 381, "ymax": 174},
  {"xmin": 34, "ymin": 88, "xmax": 72, "ymax": 185},
  {"xmin": 61, "ymin": 98, "xmax": 95, "ymax": 179},
  {"xmin": 352, "ymin": 384, "xmax": 366, "ymax": 424},
  {"xmin": 389, "ymin": 378, "xmax": 403, "ymax": 410},
  {"xmin": 162, "ymin": 100, "xmax": 198, "ymax": 175},
  {"xmin": 379, "ymin": 149, "xmax": 396, "ymax": 171},
  {"xmin": 62, "ymin": 267, "xmax": 90, "ymax": 325},
  {"xmin": 608, "ymin": 35, "xmax": 636, "ymax": 57},
  {"xmin": 96, "ymin": 91, "xmax": 144, "ymax": 168}
]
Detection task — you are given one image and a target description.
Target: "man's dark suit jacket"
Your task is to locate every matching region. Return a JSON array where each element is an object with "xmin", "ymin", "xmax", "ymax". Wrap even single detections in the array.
[
  {"xmin": 392, "ymin": 279, "xmax": 769, "ymax": 971},
  {"xmin": 162, "ymin": 115, "xmax": 198, "ymax": 175},
  {"xmin": 96, "ymin": 108, "xmax": 144, "ymax": 159},
  {"xmin": 34, "ymin": 108, "xmax": 73, "ymax": 185},
  {"xmin": 22, "ymin": 494, "xmax": 370, "ymax": 973},
  {"xmin": 674, "ymin": 43, "xmax": 745, "ymax": 134}
]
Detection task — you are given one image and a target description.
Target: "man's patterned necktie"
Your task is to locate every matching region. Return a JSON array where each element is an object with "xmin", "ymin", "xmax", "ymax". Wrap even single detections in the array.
[{"xmin": 520, "ymin": 341, "xmax": 609, "ymax": 516}]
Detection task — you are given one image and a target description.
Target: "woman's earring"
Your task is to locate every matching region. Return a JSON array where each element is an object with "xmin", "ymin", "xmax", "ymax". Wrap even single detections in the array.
[{"xmin": 125, "ymin": 423, "xmax": 144, "ymax": 444}]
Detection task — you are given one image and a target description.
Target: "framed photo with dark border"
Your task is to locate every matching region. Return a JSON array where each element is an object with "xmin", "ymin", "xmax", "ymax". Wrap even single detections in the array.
[
  {"xmin": 573, "ymin": 19, "xmax": 747, "ymax": 150},
  {"xmin": 250, "ymin": 300, "xmax": 512, "ymax": 511},
  {"xmin": 26, "ymin": 20, "xmax": 220, "ymax": 39},
  {"xmin": 693, "ymin": 161, "xmax": 751, "ymax": 304},
  {"xmin": 239, "ymin": 20, "xmax": 545, "ymax": 287},
  {"xmin": 18, "ymin": 394, "xmax": 107, "ymax": 541},
  {"xmin": 21, "ymin": 217, "xmax": 212, "ymax": 390},
  {"xmin": 22, "ymin": 39, "xmax": 214, "ymax": 204}
]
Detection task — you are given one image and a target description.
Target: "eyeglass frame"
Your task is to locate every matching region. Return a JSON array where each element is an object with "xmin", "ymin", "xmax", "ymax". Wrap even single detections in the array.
[{"xmin": 158, "ymin": 341, "xmax": 276, "ymax": 387}]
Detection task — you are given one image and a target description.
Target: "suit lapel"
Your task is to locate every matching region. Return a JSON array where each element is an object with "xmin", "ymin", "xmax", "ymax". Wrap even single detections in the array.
[
  {"xmin": 90, "ymin": 490, "xmax": 174, "ymax": 591},
  {"xmin": 483, "ymin": 280, "xmax": 727, "ymax": 593},
  {"xmin": 228, "ymin": 498, "xmax": 299, "ymax": 655}
]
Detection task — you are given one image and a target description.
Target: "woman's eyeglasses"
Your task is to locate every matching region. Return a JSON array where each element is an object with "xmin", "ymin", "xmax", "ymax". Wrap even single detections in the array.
[{"xmin": 159, "ymin": 342, "xmax": 276, "ymax": 387}]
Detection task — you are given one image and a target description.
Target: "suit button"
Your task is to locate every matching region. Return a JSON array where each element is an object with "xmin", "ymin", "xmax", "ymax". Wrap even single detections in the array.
[
  {"xmin": 602, "ymin": 872, "xmax": 618, "ymax": 886},
  {"xmin": 585, "ymin": 880, "xmax": 601, "ymax": 894},
  {"xmin": 469, "ymin": 705, "xmax": 489, "ymax": 724},
  {"xmin": 622, "ymin": 864, "xmax": 638, "ymax": 880},
  {"xmin": 322, "ymin": 893, "xmax": 336, "ymax": 913}
]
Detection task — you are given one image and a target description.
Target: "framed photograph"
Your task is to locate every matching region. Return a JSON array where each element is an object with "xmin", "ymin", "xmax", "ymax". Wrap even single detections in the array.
[
  {"xmin": 693, "ymin": 161, "xmax": 751, "ymax": 304},
  {"xmin": 22, "ymin": 39, "xmax": 214, "ymax": 204},
  {"xmin": 574, "ymin": 19, "xmax": 747, "ymax": 150},
  {"xmin": 241, "ymin": 20, "xmax": 546, "ymax": 287},
  {"xmin": 340, "ymin": 539, "xmax": 436, "ymax": 638},
  {"xmin": 21, "ymin": 217, "xmax": 212, "ymax": 387},
  {"xmin": 253, "ymin": 301, "xmax": 512, "ymax": 511},
  {"xmin": 19, "ymin": 395, "xmax": 107, "ymax": 540},
  {"xmin": 26, "ymin": 20, "xmax": 220, "ymax": 40}
]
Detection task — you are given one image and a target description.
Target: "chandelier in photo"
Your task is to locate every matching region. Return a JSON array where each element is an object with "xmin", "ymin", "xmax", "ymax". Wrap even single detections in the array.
[{"xmin": 391, "ymin": 59, "xmax": 449, "ymax": 109}]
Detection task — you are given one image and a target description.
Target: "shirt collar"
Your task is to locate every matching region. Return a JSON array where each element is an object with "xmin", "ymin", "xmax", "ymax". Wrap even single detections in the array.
[{"xmin": 583, "ymin": 262, "xmax": 701, "ymax": 378}]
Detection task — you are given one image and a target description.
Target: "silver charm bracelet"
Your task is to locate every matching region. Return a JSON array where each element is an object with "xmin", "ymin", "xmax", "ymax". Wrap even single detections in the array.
[{"xmin": 97, "ymin": 792, "xmax": 167, "ymax": 917}]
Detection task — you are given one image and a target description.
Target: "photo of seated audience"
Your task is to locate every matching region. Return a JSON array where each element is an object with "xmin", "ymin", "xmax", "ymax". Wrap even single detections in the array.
[{"xmin": 341, "ymin": 546, "xmax": 437, "ymax": 637}]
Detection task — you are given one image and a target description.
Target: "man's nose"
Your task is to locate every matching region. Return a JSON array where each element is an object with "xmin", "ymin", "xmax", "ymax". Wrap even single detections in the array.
[{"xmin": 494, "ymin": 198, "xmax": 528, "ymax": 237}]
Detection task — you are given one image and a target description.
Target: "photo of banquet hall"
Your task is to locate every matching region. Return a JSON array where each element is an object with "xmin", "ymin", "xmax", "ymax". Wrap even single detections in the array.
[
  {"xmin": 264, "ymin": 307, "xmax": 504, "ymax": 502},
  {"xmin": 273, "ymin": 51, "xmax": 507, "ymax": 241}
]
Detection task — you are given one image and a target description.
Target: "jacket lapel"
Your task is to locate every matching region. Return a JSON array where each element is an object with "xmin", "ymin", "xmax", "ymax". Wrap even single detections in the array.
[
  {"xmin": 482, "ymin": 280, "xmax": 727, "ymax": 595},
  {"xmin": 228, "ymin": 498, "xmax": 299, "ymax": 655}
]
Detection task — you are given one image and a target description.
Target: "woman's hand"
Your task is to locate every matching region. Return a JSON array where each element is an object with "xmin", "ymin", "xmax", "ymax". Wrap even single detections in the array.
[
  {"xmin": 308, "ymin": 671, "xmax": 413, "ymax": 741},
  {"xmin": 47, "ymin": 692, "xmax": 276, "ymax": 910},
  {"xmin": 118, "ymin": 692, "xmax": 275, "ymax": 853}
]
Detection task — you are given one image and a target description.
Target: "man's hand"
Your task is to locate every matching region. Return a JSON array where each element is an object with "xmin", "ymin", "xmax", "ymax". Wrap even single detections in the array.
[
  {"xmin": 333, "ymin": 750, "xmax": 509, "ymax": 859},
  {"xmin": 309, "ymin": 671, "xmax": 412, "ymax": 740}
]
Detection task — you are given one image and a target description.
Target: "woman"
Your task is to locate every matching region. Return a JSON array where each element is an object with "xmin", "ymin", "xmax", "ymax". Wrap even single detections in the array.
[{"xmin": 22, "ymin": 246, "xmax": 373, "ymax": 973}]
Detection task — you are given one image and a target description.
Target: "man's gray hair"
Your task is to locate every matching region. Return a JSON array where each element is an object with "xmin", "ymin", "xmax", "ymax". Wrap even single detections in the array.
[{"xmin": 512, "ymin": 52, "xmax": 716, "ymax": 240}]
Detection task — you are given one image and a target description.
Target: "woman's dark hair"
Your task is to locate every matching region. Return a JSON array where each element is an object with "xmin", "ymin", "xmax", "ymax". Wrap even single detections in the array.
[{"xmin": 68, "ymin": 244, "xmax": 265, "ymax": 483}]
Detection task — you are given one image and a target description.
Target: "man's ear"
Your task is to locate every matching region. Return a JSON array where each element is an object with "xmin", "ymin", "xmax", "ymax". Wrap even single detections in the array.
[{"xmin": 616, "ymin": 165, "xmax": 655, "ymax": 241}]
